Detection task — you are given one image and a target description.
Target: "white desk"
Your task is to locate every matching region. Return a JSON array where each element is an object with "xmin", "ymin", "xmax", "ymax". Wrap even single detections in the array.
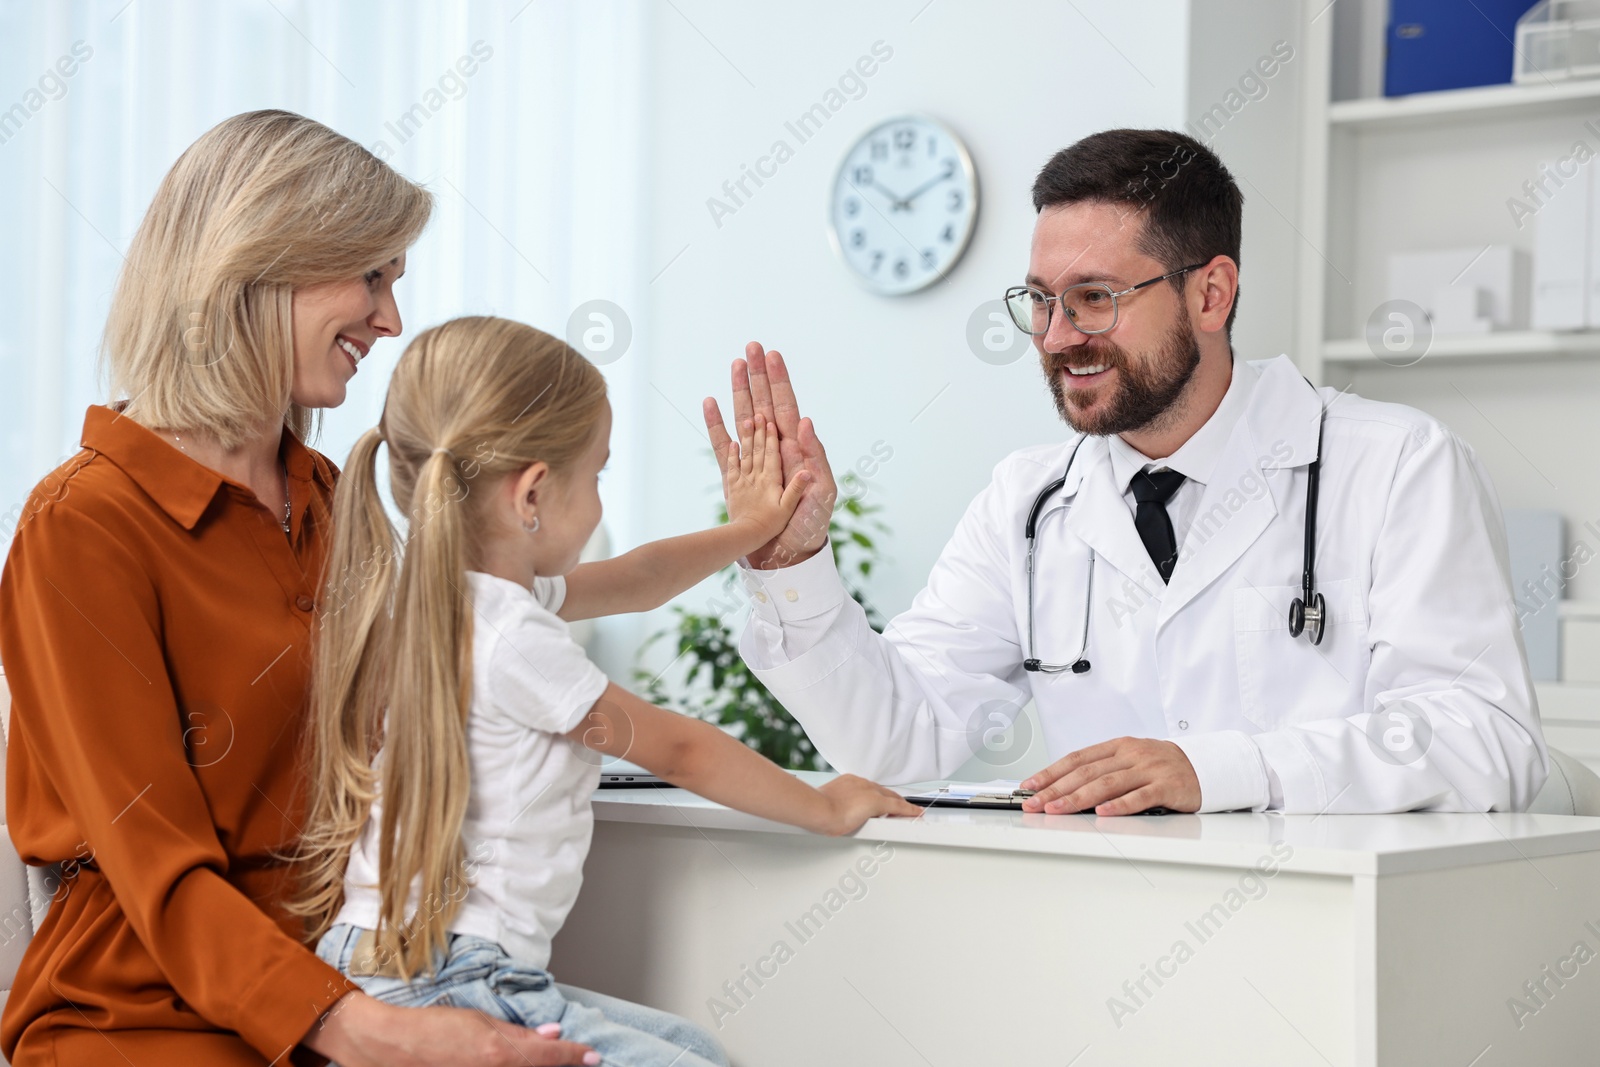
[{"xmin": 549, "ymin": 774, "xmax": 1600, "ymax": 1066}]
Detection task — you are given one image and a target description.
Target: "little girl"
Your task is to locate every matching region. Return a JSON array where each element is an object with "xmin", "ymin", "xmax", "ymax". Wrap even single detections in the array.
[{"xmin": 292, "ymin": 315, "xmax": 917, "ymax": 1066}]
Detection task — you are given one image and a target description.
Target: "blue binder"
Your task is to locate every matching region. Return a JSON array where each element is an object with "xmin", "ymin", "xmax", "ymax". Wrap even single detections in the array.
[{"xmin": 1385, "ymin": 0, "xmax": 1540, "ymax": 96}]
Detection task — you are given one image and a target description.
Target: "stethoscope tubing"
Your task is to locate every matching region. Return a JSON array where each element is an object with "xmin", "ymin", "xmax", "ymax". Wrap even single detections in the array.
[{"xmin": 1023, "ymin": 383, "xmax": 1324, "ymax": 674}]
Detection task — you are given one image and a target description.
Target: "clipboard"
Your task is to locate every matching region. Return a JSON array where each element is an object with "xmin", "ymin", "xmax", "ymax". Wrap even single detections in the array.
[
  {"xmin": 905, "ymin": 786, "xmax": 1175, "ymax": 815},
  {"xmin": 906, "ymin": 788, "xmax": 1041, "ymax": 809}
]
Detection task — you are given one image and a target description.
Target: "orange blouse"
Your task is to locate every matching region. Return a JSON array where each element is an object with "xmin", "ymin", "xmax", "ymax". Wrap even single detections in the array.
[{"xmin": 0, "ymin": 405, "xmax": 357, "ymax": 1066}]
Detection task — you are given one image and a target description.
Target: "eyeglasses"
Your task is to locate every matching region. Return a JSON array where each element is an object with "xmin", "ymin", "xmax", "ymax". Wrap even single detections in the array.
[{"xmin": 1003, "ymin": 263, "xmax": 1208, "ymax": 337}]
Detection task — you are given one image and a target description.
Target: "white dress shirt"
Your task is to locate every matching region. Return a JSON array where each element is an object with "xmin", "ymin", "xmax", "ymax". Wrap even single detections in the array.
[{"xmin": 1106, "ymin": 355, "xmax": 1254, "ymax": 551}]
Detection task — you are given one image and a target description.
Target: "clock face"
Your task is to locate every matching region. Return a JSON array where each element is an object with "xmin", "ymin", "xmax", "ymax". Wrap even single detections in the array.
[{"xmin": 828, "ymin": 115, "xmax": 979, "ymax": 296}]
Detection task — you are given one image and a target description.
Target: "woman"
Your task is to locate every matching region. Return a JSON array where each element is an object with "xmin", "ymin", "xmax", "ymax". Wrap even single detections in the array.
[{"xmin": 0, "ymin": 111, "xmax": 596, "ymax": 1067}]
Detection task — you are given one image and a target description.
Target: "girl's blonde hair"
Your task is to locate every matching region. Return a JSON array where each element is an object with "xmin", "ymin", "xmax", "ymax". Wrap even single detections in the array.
[
  {"xmin": 290, "ymin": 316, "xmax": 608, "ymax": 978},
  {"xmin": 104, "ymin": 109, "xmax": 433, "ymax": 447}
]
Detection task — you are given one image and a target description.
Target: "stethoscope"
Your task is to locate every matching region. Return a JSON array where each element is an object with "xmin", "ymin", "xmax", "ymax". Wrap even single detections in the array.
[{"xmin": 1022, "ymin": 410, "xmax": 1326, "ymax": 675}]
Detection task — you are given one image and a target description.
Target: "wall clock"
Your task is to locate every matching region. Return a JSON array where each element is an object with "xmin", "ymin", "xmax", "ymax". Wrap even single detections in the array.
[{"xmin": 828, "ymin": 114, "xmax": 979, "ymax": 295}]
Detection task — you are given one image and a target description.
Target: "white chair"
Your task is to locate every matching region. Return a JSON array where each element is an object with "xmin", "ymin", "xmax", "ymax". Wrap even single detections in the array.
[
  {"xmin": 0, "ymin": 670, "xmax": 53, "ymax": 1065},
  {"xmin": 1528, "ymin": 747, "xmax": 1600, "ymax": 816},
  {"xmin": 0, "ymin": 670, "xmax": 22, "ymax": 1066}
]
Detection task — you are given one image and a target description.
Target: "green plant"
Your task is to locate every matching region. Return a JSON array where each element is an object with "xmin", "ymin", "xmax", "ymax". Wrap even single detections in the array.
[{"xmin": 635, "ymin": 491, "xmax": 889, "ymax": 770}]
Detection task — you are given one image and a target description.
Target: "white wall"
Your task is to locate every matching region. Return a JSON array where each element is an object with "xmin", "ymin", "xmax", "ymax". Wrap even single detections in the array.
[
  {"xmin": 599, "ymin": 0, "xmax": 1196, "ymax": 691},
  {"xmin": 600, "ymin": 0, "xmax": 1314, "ymax": 782},
  {"xmin": 1185, "ymin": 0, "xmax": 1306, "ymax": 368}
]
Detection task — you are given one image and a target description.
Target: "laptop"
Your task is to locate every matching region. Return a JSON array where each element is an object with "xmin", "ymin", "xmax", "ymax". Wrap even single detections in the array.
[{"xmin": 596, "ymin": 770, "xmax": 672, "ymax": 788}]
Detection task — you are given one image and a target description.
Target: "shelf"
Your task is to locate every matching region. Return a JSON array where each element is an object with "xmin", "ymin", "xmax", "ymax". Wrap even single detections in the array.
[
  {"xmin": 1537, "ymin": 682, "xmax": 1600, "ymax": 724},
  {"xmin": 1322, "ymin": 330, "xmax": 1600, "ymax": 365},
  {"xmin": 1329, "ymin": 79, "xmax": 1600, "ymax": 132}
]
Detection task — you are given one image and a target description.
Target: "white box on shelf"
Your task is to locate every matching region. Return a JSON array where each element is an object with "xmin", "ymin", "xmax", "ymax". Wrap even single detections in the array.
[
  {"xmin": 1430, "ymin": 284, "xmax": 1492, "ymax": 333},
  {"xmin": 1386, "ymin": 246, "xmax": 1529, "ymax": 332},
  {"xmin": 1516, "ymin": 1, "xmax": 1600, "ymax": 84},
  {"xmin": 1533, "ymin": 156, "xmax": 1592, "ymax": 330}
]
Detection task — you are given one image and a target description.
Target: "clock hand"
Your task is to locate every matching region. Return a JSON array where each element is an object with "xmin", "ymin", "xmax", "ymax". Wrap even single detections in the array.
[
  {"xmin": 854, "ymin": 177, "xmax": 911, "ymax": 211},
  {"xmin": 899, "ymin": 168, "xmax": 954, "ymax": 207}
]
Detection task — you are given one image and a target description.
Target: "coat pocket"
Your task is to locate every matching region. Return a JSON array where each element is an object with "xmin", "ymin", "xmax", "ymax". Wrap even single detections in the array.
[{"xmin": 1232, "ymin": 578, "xmax": 1369, "ymax": 731}]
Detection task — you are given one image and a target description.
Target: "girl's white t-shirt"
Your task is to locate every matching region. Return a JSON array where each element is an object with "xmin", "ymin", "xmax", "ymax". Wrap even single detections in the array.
[{"xmin": 333, "ymin": 570, "xmax": 611, "ymax": 969}]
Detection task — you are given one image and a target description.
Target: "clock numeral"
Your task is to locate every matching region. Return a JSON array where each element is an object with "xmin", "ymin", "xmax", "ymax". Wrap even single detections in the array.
[
  {"xmin": 941, "ymin": 223, "xmax": 955, "ymax": 243},
  {"xmin": 853, "ymin": 164, "xmax": 874, "ymax": 186},
  {"xmin": 844, "ymin": 198, "xmax": 860, "ymax": 217},
  {"xmin": 870, "ymin": 251, "xmax": 884, "ymax": 273},
  {"xmin": 941, "ymin": 158, "xmax": 956, "ymax": 178},
  {"xmin": 947, "ymin": 190, "xmax": 964, "ymax": 212},
  {"xmin": 870, "ymin": 139, "xmax": 888, "ymax": 161},
  {"xmin": 920, "ymin": 249, "xmax": 936, "ymax": 269},
  {"xmin": 894, "ymin": 128, "xmax": 916, "ymax": 151},
  {"xmin": 850, "ymin": 229, "xmax": 866, "ymax": 248},
  {"xmin": 894, "ymin": 258, "xmax": 910, "ymax": 279}
]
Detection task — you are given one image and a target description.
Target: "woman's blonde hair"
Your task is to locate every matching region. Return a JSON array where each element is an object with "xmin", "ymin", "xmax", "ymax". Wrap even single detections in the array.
[
  {"xmin": 290, "ymin": 316, "xmax": 608, "ymax": 978},
  {"xmin": 104, "ymin": 109, "xmax": 433, "ymax": 447}
]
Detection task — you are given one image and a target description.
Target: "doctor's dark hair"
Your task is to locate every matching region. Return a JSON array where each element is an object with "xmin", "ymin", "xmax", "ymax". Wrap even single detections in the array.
[{"xmin": 1032, "ymin": 128, "xmax": 1243, "ymax": 334}]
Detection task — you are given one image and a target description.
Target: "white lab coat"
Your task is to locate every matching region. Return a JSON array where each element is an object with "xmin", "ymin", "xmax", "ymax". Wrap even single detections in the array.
[{"xmin": 738, "ymin": 355, "xmax": 1548, "ymax": 814}]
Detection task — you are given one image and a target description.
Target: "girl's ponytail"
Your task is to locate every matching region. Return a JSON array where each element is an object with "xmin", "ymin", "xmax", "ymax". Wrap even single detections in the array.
[
  {"xmin": 290, "ymin": 426, "xmax": 398, "ymax": 946},
  {"xmin": 374, "ymin": 446, "xmax": 476, "ymax": 978},
  {"xmin": 291, "ymin": 316, "xmax": 607, "ymax": 980}
]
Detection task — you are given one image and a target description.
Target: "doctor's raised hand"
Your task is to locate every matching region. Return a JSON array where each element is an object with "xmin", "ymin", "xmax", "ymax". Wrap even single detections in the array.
[{"xmin": 702, "ymin": 342, "xmax": 837, "ymax": 569}]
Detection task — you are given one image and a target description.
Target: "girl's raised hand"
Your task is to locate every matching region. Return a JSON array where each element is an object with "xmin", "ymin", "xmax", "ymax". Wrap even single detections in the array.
[{"xmin": 725, "ymin": 412, "xmax": 809, "ymax": 551}]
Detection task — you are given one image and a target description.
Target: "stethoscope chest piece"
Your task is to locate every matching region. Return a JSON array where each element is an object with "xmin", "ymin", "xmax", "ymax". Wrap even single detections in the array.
[{"xmin": 1288, "ymin": 591, "xmax": 1326, "ymax": 646}]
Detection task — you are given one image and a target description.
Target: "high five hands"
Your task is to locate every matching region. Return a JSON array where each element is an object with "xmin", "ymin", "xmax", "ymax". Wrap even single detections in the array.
[
  {"xmin": 702, "ymin": 344, "xmax": 1204, "ymax": 818},
  {"xmin": 723, "ymin": 411, "xmax": 811, "ymax": 550},
  {"xmin": 703, "ymin": 342, "xmax": 838, "ymax": 570}
]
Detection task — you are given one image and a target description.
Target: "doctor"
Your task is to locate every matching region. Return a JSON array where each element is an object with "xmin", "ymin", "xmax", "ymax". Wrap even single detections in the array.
[{"xmin": 702, "ymin": 128, "xmax": 1547, "ymax": 816}]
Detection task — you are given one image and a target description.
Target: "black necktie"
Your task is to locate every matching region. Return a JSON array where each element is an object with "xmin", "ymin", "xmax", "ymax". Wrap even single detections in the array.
[{"xmin": 1131, "ymin": 468, "xmax": 1186, "ymax": 584}]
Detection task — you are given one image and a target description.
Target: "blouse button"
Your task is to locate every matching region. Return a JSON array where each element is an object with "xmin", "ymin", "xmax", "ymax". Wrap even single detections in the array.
[
  {"xmin": 1178, "ymin": 720, "xmax": 1189, "ymax": 730},
  {"xmin": 295, "ymin": 595, "xmax": 315, "ymax": 612},
  {"xmin": 784, "ymin": 589, "xmax": 799, "ymax": 602}
]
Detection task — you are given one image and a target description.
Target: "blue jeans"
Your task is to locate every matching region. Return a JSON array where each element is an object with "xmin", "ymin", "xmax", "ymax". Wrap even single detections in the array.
[{"xmin": 317, "ymin": 922, "xmax": 729, "ymax": 1067}]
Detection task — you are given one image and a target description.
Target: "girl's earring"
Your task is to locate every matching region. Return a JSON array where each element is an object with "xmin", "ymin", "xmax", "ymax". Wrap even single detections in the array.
[{"xmin": 522, "ymin": 515, "xmax": 540, "ymax": 534}]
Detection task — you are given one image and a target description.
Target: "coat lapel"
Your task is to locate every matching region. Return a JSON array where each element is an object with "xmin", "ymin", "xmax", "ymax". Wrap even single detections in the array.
[
  {"xmin": 1059, "ymin": 436, "xmax": 1167, "ymax": 602},
  {"xmin": 1157, "ymin": 426, "xmax": 1279, "ymax": 622},
  {"xmin": 1158, "ymin": 356, "xmax": 1324, "ymax": 625}
]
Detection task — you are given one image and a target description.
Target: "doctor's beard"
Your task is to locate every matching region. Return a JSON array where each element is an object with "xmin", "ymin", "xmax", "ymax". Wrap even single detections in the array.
[{"xmin": 1044, "ymin": 307, "xmax": 1202, "ymax": 437}]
